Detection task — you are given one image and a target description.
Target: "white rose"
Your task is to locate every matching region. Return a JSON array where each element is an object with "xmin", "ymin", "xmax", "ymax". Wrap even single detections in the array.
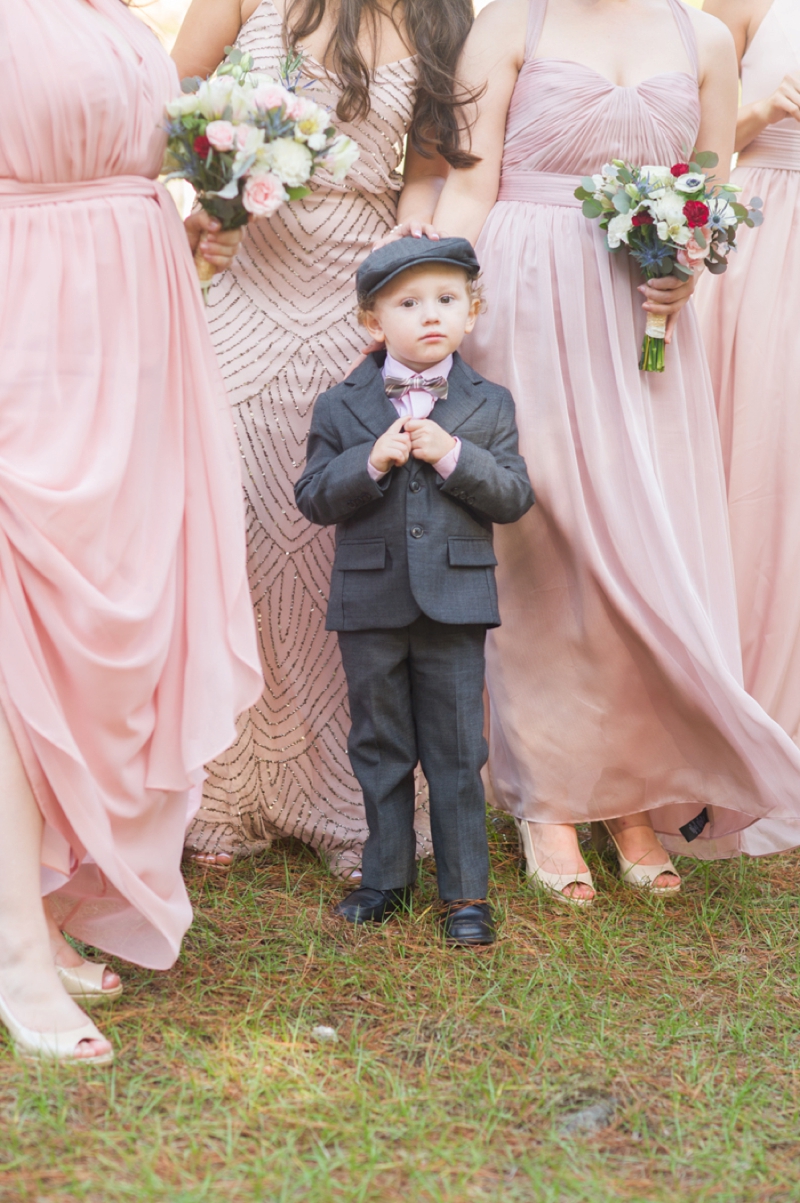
[
  {"xmin": 262, "ymin": 138, "xmax": 314, "ymax": 186},
  {"xmin": 323, "ymin": 134, "xmax": 360, "ymax": 184},
  {"xmin": 653, "ymin": 192, "xmax": 686, "ymax": 227},
  {"xmin": 166, "ymin": 92, "xmax": 200, "ymax": 119},
  {"xmin": 641, "ymin": 165, "xmax": 671, "ymax": 186},
  {"xmin": 196, "ymin": 75, "xmax": 237, "ymax": 119},
  {"xmin": 606, "ymin": 212, "xmax": 633, "ymax": 248}
]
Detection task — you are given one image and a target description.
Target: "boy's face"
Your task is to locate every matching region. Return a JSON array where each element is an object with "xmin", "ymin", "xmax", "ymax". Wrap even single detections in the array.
[{"xmin": 363, "ymin": 264, "xmax": 479, "ymax": 373}]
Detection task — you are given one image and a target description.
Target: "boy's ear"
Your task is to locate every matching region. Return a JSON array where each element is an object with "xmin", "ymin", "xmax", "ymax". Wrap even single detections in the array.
[{"xmin": 362, "ymin": 309, "xmax": 386, "ymax": 342}]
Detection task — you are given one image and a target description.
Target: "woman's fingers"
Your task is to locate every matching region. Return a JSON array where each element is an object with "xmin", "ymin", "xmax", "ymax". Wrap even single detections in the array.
[{"xmin": 371, "ymin": 219, "xmax": 445, "ymax": 250}]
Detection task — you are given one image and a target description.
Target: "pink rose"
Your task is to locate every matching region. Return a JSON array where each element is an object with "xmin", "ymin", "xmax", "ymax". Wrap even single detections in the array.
[
  {"xmin": 284, "ymin": 92, "xmax": 310, "ymax": 120},
  {"xmin": 252, "ymin": 83, "xmax": 292, "ymax": 113},
  {"xmin": 676, "ymin": 228, "xmax": 711, "ymax": 272},
  {"xmin": 242, "ymin": 171, "xmax": 287, "ymax": 217},
  {"xmin": 205, "ymin": 120, "xmax": 236, "ymax": 153}
]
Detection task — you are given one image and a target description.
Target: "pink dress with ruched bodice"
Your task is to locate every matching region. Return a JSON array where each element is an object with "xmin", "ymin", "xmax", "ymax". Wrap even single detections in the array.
[
  {"xmin": 0, "ymin": 0, "xmax": 262, "ymax": 967},
  {"xmin": 695, "ymin": 0, "xmax": 800, "ymax": 855},
  {"xmin": 464, "ymin": 0, "xmax": 800, "ymax": 856}
]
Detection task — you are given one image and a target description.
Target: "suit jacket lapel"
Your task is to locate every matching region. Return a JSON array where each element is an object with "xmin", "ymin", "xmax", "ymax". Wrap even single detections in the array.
[
  {"xmin": 340, "ymin": 352, "xmax": 399, "ymax": 440},
  {"xmin": 428, "ymin": 353, "xmax": 487, "ymax": 435}
]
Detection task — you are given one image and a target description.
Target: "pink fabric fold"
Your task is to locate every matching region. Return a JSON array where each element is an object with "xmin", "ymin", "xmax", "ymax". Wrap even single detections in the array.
[{"xmin": 0, "ymin": 0, "xmax": 263, "ymax": 967}]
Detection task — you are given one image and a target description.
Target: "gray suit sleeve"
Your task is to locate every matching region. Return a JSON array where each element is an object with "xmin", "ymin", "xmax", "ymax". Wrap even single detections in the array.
[
  {"xmin": 438, "ymin": 392, "xmax": 534, "ymax": 524},
  {"xmin": 294, "ymin": 395, "xmax": 387, "ymax": 526}
]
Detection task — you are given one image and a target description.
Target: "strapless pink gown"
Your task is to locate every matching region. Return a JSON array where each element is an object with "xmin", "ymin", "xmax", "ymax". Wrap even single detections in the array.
[
  {"xmin": 694, "ymin": 0, "xmax": 800, "ymax": 856},
  {"xmin": 464, "ymin": 0, "xmax": 800, "ymax": 856},
  {"xmin": 0, "ymin": 0, "xmax": 262, "ymax": 967}
]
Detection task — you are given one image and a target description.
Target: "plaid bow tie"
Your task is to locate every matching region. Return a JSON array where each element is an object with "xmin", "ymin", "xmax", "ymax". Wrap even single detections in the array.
[{"xmin": 384, "ymin": 374, "xmax": 449, "ymax": 401}]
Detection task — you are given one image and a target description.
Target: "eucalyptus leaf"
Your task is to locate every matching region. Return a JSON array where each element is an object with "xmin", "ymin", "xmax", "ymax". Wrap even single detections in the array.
[
  {"xmin": 693, "ymin": 150, "xmax": 719, "ymax": 169},
  {"xmin": 581, "ymin": 177, "xmax": 596, "ymax": 192},
  {"xmin": 694, "ymin": 227, "xmax": 707, "ymax": 250},
  {"xmin": 181, "ymin": 77, "xmax": 201, "ymax": 94},
  {"xmin": 749, "ymin": 197, "xmax": 763, "ymax": 208},
  {"xmin": 613, "ymin": 191, "xmax": 631, "ymax": 213},
  {"xmin": 286, "ymin": 185, "xmax": 311, "ymax": 201},
  {"xmin": 706, "ymin": 260, "xmax": 728, "ymax": 274},
  {"xmin": 749, "ymin": 210, "xmax": 764, "ymax": 226},
  {"xmin": 582, "ymin": 199, "xmax": 604, "ymax": 219}
]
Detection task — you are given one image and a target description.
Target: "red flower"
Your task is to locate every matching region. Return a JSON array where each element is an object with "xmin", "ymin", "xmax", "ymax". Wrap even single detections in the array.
[
  {"xmin": 683, "ymin": 200, "xmax": 710, "ymax": 228},
  {"xmin": 670, "ymin": 162, "xmax": 690, "ymax": 176},
  {"xmin": 193, "ymin": 134, "xmax": 211, "ymax": 157},
  {"xmin": 632, "ymin": 212, "xmax": 654, "ymax": 226}
]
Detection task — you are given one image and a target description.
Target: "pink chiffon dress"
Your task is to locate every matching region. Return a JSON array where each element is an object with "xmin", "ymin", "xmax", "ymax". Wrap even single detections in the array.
[
  {"xmin": 0, "ymin": 0, "xmax": 262, "ymax": 968},
  {"xmin": 694, "ymin": 0, "xmax": 800, "ymax": 856},
  {"xmin": 463, "ymin": 0, "xmax": 800, "ymax": 858}
]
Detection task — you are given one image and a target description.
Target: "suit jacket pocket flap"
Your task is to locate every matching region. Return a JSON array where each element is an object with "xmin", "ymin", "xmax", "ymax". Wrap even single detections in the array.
[
  {"xmin": 335, "ymin": 539, "xmax": 386, "ymax": 571},
  {"xmin": 447, "ymin": 537, "xmax": 497, "ymax": 567}
]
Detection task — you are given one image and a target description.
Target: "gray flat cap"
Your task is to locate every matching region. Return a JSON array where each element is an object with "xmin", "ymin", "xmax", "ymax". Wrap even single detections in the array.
[{"xmin": 356, "ymin": 235, "xmax": 480, "ymax": 300}]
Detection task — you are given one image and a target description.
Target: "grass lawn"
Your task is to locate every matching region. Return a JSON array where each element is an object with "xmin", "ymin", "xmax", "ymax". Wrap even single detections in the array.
[{"xmin": 2, "ymin": 816, "xmax": 799, "ymax": 1202}]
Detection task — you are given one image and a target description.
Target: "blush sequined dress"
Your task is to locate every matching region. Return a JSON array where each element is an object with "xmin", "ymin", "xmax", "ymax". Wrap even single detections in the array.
[{"xmin": 186, "ymin": 0, "xmax": 429, "ymax": 871}]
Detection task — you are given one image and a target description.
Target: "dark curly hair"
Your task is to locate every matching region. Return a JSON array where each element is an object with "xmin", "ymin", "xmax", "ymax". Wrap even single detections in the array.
[{"xmin": 284, "ymin": 0, "xmax": 478, "ymax": 168}]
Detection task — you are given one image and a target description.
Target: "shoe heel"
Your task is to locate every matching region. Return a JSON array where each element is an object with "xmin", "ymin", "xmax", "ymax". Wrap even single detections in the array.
[{"xmin": 590, "ymin": 821, "xmax": 610, "ymax": 853}]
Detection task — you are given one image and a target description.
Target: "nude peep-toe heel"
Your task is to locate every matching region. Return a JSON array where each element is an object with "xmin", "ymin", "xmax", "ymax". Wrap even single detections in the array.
[
  {"xmin": 591, "ymin": 821, "xmax": 681, "ymax": 895},
  {"xmin": 0, "ymin": 988, "xmax": 114, "ymax": 1065},
  {"xmin": 515, "ymin": 819, "xmax": 595, "ymax": 907},
  {"xmin": 56, "ymin": 960, "xmax": 123, "ymax": 1004}
]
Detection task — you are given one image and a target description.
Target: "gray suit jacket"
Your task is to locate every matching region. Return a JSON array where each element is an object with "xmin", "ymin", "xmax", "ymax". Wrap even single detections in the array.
[{"xmin": 294, "ymin": 351, "xmax": 534, "ymax": 631}]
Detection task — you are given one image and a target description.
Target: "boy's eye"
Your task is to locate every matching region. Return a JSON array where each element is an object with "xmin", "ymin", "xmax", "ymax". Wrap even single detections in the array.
[
  {"xmin": 439, "ymin": 294, "xmax": 455, "ymax": 304},
  {"xmin": 401, "ymin": 298, "xmax": 417, "ymax": 308}
]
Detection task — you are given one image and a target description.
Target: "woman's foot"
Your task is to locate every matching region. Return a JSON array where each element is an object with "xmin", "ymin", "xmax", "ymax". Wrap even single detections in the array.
[
  {"xmin": 0, "ymin": 958, "xmax": 112, "ymax": 1062},
  {"xmin": 604, "ymin": 815, "xmax": 681, "ymax": 892},
  {"xmin": 522, "ymin": 822, "xmax": 595, "ymax": 903},
  {"xmin": 44, "ymin": 901, "xmax": 120, "ymax": 995},
  {"xmin": 186, "ymin": 850, "xmax": 233, "ymax": 868}
]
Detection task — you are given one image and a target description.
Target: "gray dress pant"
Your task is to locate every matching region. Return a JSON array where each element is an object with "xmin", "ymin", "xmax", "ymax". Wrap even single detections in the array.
[{"xmin": 337, "ymin": 614, "xmax": 490, "ymax": 901}]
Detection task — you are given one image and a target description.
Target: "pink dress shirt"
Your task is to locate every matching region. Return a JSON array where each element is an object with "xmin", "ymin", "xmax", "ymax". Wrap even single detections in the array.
[{"xmin": 367, "ymin": 352, "xmax": 461, "ymax": 481}]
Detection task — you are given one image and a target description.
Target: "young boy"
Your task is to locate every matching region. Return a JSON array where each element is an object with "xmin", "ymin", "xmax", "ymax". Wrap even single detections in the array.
[{"xmin": 294, "ymin": 236, "xmax": 534, "ymax": 945}]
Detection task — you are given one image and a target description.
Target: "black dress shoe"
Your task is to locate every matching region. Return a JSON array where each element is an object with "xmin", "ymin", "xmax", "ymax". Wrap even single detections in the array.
[
  {"xmin": 334, "ymin": 886, "xmax": 413, "ymax": 924},
  {"xmin": 441, "ymin": 901, "xmax": 495, "ymax": 945}
]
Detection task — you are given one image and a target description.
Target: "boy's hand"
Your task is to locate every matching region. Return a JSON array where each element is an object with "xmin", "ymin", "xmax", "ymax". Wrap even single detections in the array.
[
  {"xmin": 369, "ymin": 417, "xmax": 412, "ymax": 474},
  {"xmin": 404, "ymin": 418, "xmax": 457, "ymax": 464}
]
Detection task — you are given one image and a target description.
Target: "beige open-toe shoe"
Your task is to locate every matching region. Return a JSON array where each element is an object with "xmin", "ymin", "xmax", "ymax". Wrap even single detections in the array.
[
  {"xmin": 515, "ymin": 819, "xmax": 595, "ymax": 907},
  {"xmin": 591, "ymin": 821, "xmax": 681, "ymax": 895},
  {"xmin": 0, "ymin": 988, "xmax": 114, "ymax": 1065},
  {"xmin": 56, "ymin": 959, "xmax": 123, "ymax": 1004}
]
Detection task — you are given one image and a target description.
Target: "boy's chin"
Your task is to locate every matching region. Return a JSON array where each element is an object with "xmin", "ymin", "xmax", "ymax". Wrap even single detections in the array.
[{"xmin": 388, "ymin": 338, "xmax": 458, "ymax": 367}]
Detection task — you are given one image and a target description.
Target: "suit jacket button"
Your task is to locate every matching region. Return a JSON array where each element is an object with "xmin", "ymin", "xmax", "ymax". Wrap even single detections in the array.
[
  {"xmin": 409, "ymin": 480, "xmax": 421, "ymax": 493},
  {"xmin": 410, "ymin": 525, "xmax": 424, "ymax": 538}
]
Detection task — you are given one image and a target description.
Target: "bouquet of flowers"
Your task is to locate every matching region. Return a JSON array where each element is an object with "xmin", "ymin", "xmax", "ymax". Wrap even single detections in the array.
[
  {"xmin": 164, "ymin": 47, "xmax": 360, "ymax": 297},
  {"xmin": 575, "ymin": 152, "xmax": 763, "ymax": 372}
]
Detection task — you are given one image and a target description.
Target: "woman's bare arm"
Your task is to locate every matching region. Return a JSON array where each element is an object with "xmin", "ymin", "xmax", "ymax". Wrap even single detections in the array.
[
  {"xmin": 692, "ymin": 7, "xmax": 739, "ymax": 173},
  {"xmin": 395, "ymin": 142, "xmax": 449, "ymax": 232},
  {"xmin": 432, "ymin": 0, "xmax": 527, "ymax": 244},
  {"xmin": 703, "ymin": 0, "xmax": 800, "ymax": 152},
  {"xmin": 172, "ymin": 0, "xmax": 250, "ymax": 80}
]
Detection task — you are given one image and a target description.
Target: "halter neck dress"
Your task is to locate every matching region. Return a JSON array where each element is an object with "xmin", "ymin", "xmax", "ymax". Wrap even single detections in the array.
[
  {"xmin": 463, "ymin": 0, "xmax": 800, "ymax": 856},
  {"xmin": 0, "ymin": 0, "xmax": 262, "ymax": 967},
  {"xmin": 695, "ymin": 0, "xmax": 800, "ymax": 855}
]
